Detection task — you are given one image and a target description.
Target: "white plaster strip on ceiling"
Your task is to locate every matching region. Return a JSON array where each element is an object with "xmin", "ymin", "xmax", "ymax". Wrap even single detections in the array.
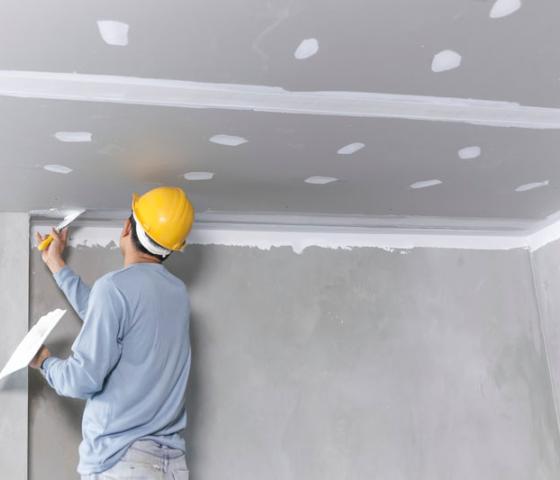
[
  {"xmin": 193, "ymin": 211, "xmax": 535, "ymax": 233},
  {"xmin": 30, "ymin": 210, "xmax": 535, "ymax": 233},
  {"xmin": 3, "ymin": 70, "xmax": 560, "ymax": 129}
]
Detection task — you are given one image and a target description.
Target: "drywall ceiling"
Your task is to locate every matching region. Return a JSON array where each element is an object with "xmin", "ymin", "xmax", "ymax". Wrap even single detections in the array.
[{"xmin": 1, "ymin": 0, "xmax": 559, "ymax": 232}]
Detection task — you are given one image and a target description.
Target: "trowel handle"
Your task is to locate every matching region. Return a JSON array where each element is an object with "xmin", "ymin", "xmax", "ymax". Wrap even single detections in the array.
[{"xmin": 37, "ymin": 235, "xmax": 54, "ymax": 252}]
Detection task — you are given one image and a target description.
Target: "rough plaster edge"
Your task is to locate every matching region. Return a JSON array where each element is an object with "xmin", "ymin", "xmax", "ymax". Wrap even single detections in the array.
[
  {"xmin": 31, "ymin": 223, "xmax": 529, "ymax": 254},
  {"xmin": 31, "ymin": 207, "xmax": 560, "ymax": 253},
  {"xmin": 3, "ymin": 70, "xmax": 560, "ymax": 128},
  {"xmin": 528, "ymin": 251, "xmax": 560, "ymax": 446}
]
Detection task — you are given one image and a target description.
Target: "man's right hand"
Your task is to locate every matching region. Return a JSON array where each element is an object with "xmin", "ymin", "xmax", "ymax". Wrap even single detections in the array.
[{"xmin": 35, "ymin": 228, "xmax": 68, "ymax": 274}]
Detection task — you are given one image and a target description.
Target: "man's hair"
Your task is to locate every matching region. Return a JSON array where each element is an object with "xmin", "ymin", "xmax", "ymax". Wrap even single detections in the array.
[{"xmin": 129, "ymin": 214, "xmax": 169, "ymax": 263}]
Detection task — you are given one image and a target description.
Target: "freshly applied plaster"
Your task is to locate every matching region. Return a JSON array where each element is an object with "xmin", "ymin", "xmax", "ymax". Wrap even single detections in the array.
[
  {"xmin": 515, "ymin": 180, "xmax": 549, "ymax": 192},
  {"xmin": 30, "ymin": 224, "xmax": 529, "ymax": 256},
  {"xmin": 294, "ymin": 38, "xmax": 319, "ymax": 60},
  {"xmin": 337, "ymin": 142, "xmax": 365, "ymax": 155},
  {"xmin": 410, "ymin": 179, "xmax": 442, "ymax": 189},
  {"xmin": 305, "ymin": 176, "xmax": 338, "ymax": 185},
  {"xmin": 97, "ymin": 20, "xmax": 129, "ymax": 46},
  {"xmin": 3, "ymin": 71, "xmax": 560, "ymax": 129},
  {"xmin": 458, "ymin": 146, "xmax": 481, "ymax": 160},
  {"xmin": 490, "ymin": 0, "xmax": 522, "ymax": 19},
  {"xmin": 209, "ymin": 134, "xmax": 247, "ymax": 146},
  {"xmin": 184, "ymin": 171, "xmax": 214, "ymax": 181},
  {"xmin": 432, "ymin": 50, "xmax": 462, "ymax": 73},
  {"xmin": 54, "ymin": 131, "xmax": 92, "ymax": 143},
  {"xmin": 43, "ymin": 164, "xmax": 72, "ymax": 175}
]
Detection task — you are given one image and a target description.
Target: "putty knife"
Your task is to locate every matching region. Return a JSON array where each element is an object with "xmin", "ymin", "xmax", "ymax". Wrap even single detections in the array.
[{"xmin": 37, "ymin": 209, "xmax": 86, "ymax": 251}]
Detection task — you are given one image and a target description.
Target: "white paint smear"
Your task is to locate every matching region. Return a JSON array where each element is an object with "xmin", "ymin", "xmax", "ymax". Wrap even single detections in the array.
[
  {"xmin": 305, "ymin": 176, "xmax": 338, "ymax": 185},
  {"xmin": 458, "ymin": 146, "xmax": 481, "ymax": 160},
  {"xmin": 515, "ymin": 180, "xmax": 549, "ymax": 192},
  {"xmin": 0, "ymin": 309, "xmax": 66, "ymax": 381},
  {"xmin": 410, "ymin": 179, "xmax": 442, "ymax": 189},
  {"xmin": 209, "ymin": 134, "xmax": 247, "ymax": 146},
  {"xmin": 97, "ymin": 20, "xmax": 129, "ymax": 46},
  {"xmin": 337, "ymin": 142, "xmax": 365, "ymax": 155},
  {"xmin": 184, "ymin": 171, "xmax": 214, "ymax": 181},
  {"xmin": 54, "ymin": 131, "xmax": 92, "ymax": 143},
  {"xmin": 40, "ymin": 225, "xmax": 529, "ymax": 255},
  {"xmin": 490, "ymin": 0, "xmax": 522, "ymax": 18},
  {"xmin": 3, "ymin": 71, "xmax": 560, "ymax": 129},
  {"xmin": 294, "ymin": 38, "xmax": 319, "ymax": 60},
  {"xmin": 432, "ymin": 50, "xmax": 462, "ymax": 73},
  {"xmin": 44, "ymin": 164, "xmax": 72, "ymax": 174}
]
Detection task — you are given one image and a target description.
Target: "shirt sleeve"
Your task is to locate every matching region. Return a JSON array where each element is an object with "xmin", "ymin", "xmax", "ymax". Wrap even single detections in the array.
[
  {"xmin": 41, "ymin": 276, "xmax": 127, "ymax": 400},
  {"xmin": 53, "ymin": 266, "xmax": 92, "ymax": 321}
]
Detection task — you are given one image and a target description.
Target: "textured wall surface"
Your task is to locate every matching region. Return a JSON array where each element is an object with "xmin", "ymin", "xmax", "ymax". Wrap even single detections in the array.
[
  {"xmin": 29, "ymin": 241, "xmax": 560, "ymax": 479},
  {"xmin": 531, "ymin": 238, "xmax": 560, "ymax": 436},
  {"xmin": 0, "ymin": 213, "xmax": 29, "ymax": 480}
]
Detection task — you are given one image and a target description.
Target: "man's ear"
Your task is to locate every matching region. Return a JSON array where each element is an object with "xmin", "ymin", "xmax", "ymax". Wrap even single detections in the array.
[{"xmin": 122, "ymin": 217, "xmax": 132, "ymax": 237}]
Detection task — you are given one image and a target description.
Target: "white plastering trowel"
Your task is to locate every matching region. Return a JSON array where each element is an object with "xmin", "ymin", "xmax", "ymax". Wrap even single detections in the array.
[
  {"xmin": 0, "ymin": 309, "xmax": 66, "ymax": 381},
  {"xmin": 37, "ymin": 209, "xmax": 86, "ymax": 251}
]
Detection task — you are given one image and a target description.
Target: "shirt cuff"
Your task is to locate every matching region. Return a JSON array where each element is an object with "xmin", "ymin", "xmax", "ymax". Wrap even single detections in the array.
[
  {"xmin": 40, "ymin": 356, "xmax": 57, "ymax": 377},
  {"xmin": 52, "ymin": 265, "xmax": 73, "ymax": 287}
]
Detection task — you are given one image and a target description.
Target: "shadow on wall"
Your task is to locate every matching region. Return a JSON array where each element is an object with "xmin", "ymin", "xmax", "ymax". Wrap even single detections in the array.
[{"xmin": 28, "ymin": 243, "xmax": 208, "ymax": 480}]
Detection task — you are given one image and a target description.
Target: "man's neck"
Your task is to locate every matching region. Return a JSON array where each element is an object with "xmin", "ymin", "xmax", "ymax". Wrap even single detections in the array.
[{"xmin": 124, "ymin": 252, "xmax": 161, "ymax": 267}]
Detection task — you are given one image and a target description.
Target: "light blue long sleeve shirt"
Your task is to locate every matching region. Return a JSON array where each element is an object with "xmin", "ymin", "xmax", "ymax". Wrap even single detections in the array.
[{"xmin": 41, "ymin": 263, "xmax": 191, "ymax": 475}]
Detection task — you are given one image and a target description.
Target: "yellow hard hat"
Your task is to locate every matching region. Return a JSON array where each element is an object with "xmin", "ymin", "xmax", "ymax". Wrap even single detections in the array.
[{"xmin": 131, "ymin": 187, "xmax": 195, "ymax": 251}]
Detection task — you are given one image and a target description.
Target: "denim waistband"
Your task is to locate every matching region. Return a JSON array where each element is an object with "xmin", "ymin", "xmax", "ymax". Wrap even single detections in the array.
[{"xmin": 129, "ymin": 439, "xmax": 185, "ymax": 459}]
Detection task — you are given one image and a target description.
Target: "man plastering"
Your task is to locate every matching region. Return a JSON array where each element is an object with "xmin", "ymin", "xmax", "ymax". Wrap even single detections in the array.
[{"xmin": 30, "ymin": 186, "xmax": 194, "ymax": 480}]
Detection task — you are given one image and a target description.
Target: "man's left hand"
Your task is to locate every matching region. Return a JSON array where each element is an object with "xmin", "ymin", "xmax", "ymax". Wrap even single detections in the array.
[{"xmin": 30, "ymin": 345, "xmax": 51, "ymax": 370}]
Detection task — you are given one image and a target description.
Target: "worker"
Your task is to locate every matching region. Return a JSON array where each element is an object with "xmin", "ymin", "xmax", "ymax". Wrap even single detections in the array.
[{"xmin": 30, "ymin": 186, "xmax": 194, "ymax": 480}]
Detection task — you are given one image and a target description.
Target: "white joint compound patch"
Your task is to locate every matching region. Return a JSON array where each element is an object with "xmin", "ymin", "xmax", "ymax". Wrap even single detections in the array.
[
  {"xmin": 410, "ymin": 179, "xmax": 442, "ymax": 190},
  {"xmin": 184, "ymin": 171, "xmax": 214, "ymax": 181},
  {"xmin": 97, "ymin": 20, "xmax": 129, "ymax": 46},
  {"xmin": 458, "ymin": 146, "xmax": 481, "ymax": 160},
  {"xmin": 337, "ymin": 143, "xmax": 365, "ymax": 155},
  {"xmin": 294, "ymin": 38, "xmax": 319, "ymax": 60},
  {"xmin": 54, "ymin": 131, "xmax": 92, "ymax": 143},
  {"xmin": 432, "ymin": 50, "xmax": 462, "ymax": 73},
  {"xmin": 305, "ymin": 176, "xmax": 338, "ymax": 185},
  {"xmin": 209, "ymin": 134, "xmax": 247, "ymax": 146},
  {"xmin": 43, "ymin": 164, "xmax": 72, "ymax": 174},
  {"xmin": 490, "ymin": 0, "xmax": 522, "ymax": 18},
  {"xmin": 515, "ymin": 180, "xmax": 549, "ymax": 192}
]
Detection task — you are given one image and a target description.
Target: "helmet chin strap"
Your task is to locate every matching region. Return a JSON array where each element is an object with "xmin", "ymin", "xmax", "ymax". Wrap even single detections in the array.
[{"xmin": 132, "ymin": 212, "xmax": 172, "ymax": 258}]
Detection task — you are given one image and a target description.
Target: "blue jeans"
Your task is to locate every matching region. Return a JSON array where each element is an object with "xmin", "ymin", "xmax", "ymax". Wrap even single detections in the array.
[{"xmin": 81, "ymin": 440, "xmax": 189, "ymax": 480}]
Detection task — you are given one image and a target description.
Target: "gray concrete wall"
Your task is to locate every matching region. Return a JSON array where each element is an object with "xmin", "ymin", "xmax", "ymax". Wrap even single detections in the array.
[
  {"xmin": 530, "ymin": 238, "xmax": 560, "ymax": 438},
  {"xmin": 29, "ymin": 241, "xmax": 560, "ymax": 479},
  {"xmin": 0, "ymin": 213, "xmax": 29, "ymax": 480}
]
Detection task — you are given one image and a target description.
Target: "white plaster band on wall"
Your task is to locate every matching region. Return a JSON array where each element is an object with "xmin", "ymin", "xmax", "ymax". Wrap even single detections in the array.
[
  {"xmin": 31, "ymin": 224, "xmax": 530, "ymax": 255},
  {"xmin": 2, "ymin": 70, "xmax": 560, "ymax": 129}
]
